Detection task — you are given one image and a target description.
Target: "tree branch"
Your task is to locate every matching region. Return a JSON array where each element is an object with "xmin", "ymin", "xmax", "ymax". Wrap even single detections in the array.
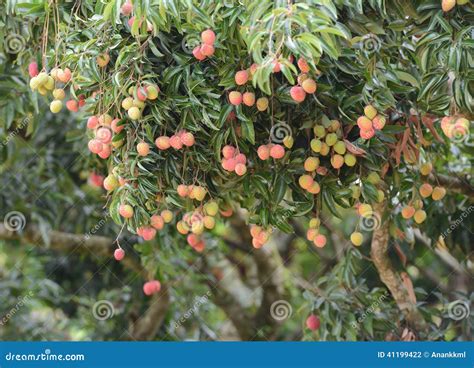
[
  {"xmin": 428, "ymin": 173, "xmax": 474, "ymax": 198},
  {"xmin": 370, "ymin": 203, "xmax": 428, "ymax": 333}
]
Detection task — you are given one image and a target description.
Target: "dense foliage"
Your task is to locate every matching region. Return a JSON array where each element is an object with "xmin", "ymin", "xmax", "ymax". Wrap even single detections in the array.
[{"xmin": 0, "ymin": 0, "xmax": 472, "ymax": 341}]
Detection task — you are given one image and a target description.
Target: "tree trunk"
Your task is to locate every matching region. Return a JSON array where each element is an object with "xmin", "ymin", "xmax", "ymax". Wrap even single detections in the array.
[{"xmin": 370, "ymin": 203, "xmax": 428, "ymax": 334}]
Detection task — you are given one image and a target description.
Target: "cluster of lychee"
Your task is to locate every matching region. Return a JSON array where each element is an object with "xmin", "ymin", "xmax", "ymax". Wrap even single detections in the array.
[
  {"xmin": 289, "ymin": 58, "xmax": 317, "ymax": 103},
  {"xmin": 87, "ymin": 114, "xmax": 122, "ymax": 159},
  {"xmin": 192, "ymin": 29, "xmax": 216, "ymax": 60},
  {"xmin": 177, "ymin": 202, "xmax": 218, "ymax": 237},
  {"xmin": 228, "ymin": 67, "xmax": 269, "ymax": 111},
  {"xmin": 305, "ymin": 217, "xmax": 327, "ymax": 248},
  {"xmin": 117, "ymin": 206, "xmax": 174, "ymax": 242},
  {"xmin": 440, "ymin": 116, "xmax": 470, "ymax": 140},
  {"xmin": 250, "ymin": 225, "xmax": 272, "ymax": 249},
  {"xmin": 177, "ymin": 184, "xmax": 208, "ymax": 201},
  {"xmin": 356, "ymin": 105, "xmax": 386, "ymax": 140},
  {"xmin": 28, "ymin": 63, "xmax": 85, "ymax": 114},
  {"xmin": 221, "ymin": 145, "xmax": 247, "ymax": 175},
  {"xmin": 311, "ymin": 120, "xmax": 357, "ymax": 169},
  {"xmin": 401, "ymin": 200, "xmax": 427, "ymax": 224},
  {"xmin": 155, "ymin": 130, "xmax": 195, "ymax": 151},
  {"xmin": 257, "ymin": 143, "xmax": 286, "ymax": 160},
  {"xmin": 121, "ymin": 83, "xmax": 159, "ymax": 121}
]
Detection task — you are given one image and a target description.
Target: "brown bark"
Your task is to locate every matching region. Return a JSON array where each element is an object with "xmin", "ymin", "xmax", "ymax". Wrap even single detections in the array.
[
  {"xmin": 127, "ymin": 286, "xmax": 171, "ymax": 340},
  {"xmin": 370, "ymin": 203, "xmax": 427, "ymax": 333}
]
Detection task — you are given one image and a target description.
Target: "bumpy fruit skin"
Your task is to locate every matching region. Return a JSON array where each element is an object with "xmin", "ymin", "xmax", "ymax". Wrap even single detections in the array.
[
  {"xmin": 372, "ymin": 116, "xmax": 386, "ymax": 130},
  {"xmin": 364, "ymin": 105, "xmax": 377, "ymax": 120},
  {"xmin": 360, "ymin": 128, "xmax": 375, "ymax": 140},
  {"xmin": 229, "ymin": 91, "xmax": 243, "ymax": 105},
  {"xmin": 313, "ymin": 234, "xmax": 327, "ymax": 248},
  {"xmin": 146, "ymin": 85, "xmax": 159, "ymax": 100},
  {"xmin": 155, "ymin": 136, "xmax": 170, "ymax": 150},
  {"xmin": 128, "ymin": 106, "xmax": 141, "ymax": 120},
  {"xmin": 257, "ymin": 145, "xmax": 270, "ymax": 160},
  {"xmin": 333, "ymin": 141, "xmax": 346, "ymax": 155},
  {"xmin": 302, "ymin": 79, "xmax": 317, "ymax": 94},
  {"xmin": 290, "ymin": 86, "xmax": 306, "ymax": 103},
  {"xmin": 143, "ymin": 280, "xmax": 161, "ymax": 296},
  {"xmin": 50, "ymin": 100, "xmax": 63, "ymax": 113},
  {"xmin": 401, "ymin": 205, "xmax": 416, "ymax": 219},
  {"xmin": 53, "ymin": 88, "xmax": 66, "ymax": 100},
  {"xmin": 121, "ymin": 1, "xmax": 133, "ymax": 15},
  {"xmin": 66, "ymin": 100, "xmax": 79, "ymax": 112},
  {"xmin": 201, "ymin": 29, "xmax": 216, "ymax": 45},
  {"xmin": 242, "ymin": 92, "xmax": 255, "ymax": 106},
  {"xmin": 442, "ymin": 0, "xmax": 456, "ymax": 11},
  {"xmin": 432, "ymin": 186, "xmax": 446, "ymax": 201},
  {"xmin": 151, "ymin": 214, "xmax": 165, "ymax": 230},
  {"xmin": 344, "ymin": 153, "xmax": 356, "ymax": 167},
  {"xmin": 160, "ymin": 210, "xmax": 173, "ymax": 223},
  {"xmin": 414, "ymin": 210, "xmax": 427, "ymax": 224},
  {"xmin": 96, "ymin": 53, "xmax": 110, "ymax": 67},
  {"xmin": 357, "ymin": 116, "xmax": 373, "ymax": 130},
  {"xmin": 283, "ymin": 136, "xmax": 294, "ymax": 149},
  {"xmin": 103, "ymin": 174, "xmax": 119, "ymax": 191},
  {"xmin": 270, "ymin": 144, "xmax": 285, "ymax": 159},
  {"xmin": 311, "ymin": 139, "xmax": 322, "ymax": 153},
  {"xmin": 256, "ymin": 97, "xmax": 269, "ymax": 111},
  {"xmin": 137, "ymin": 142, "xmax": 150, "ymax": 156},
  {"xmin": 204, "ymin": 201, "xmax": 219, "ymax": 216},
  {"xmin": 222, "ymin": 145, "xmax": 236, "ymax": 159},
  {"xmin": 309, "ymin": 218, "xmax": 320, "ymax": 228},
  {"xmin": 58, "ymin": 68, "xmax": 72, "ymax": 83},
  {"xmin": 330, "ymin": 154, "xmax": 344, "ymax": 169},
  {"xmin": 88, "ymin": 139, "xmax": 103, "ymax": 154},
  {"xmin": 119, "ymin": 204, "xmax": 134, "ymax": 218},
  {"xmin": 114, "ymin": 248, "xmax": 125, "ymax": 261},
  {"xmin": 235, "ymin": 163, "xmax": 247, "ymax": 176},
  {"xmin": 304, "ymin": 157, "xmax": 320, "ymax": 172},
  {"xmin": 325, "ymin": 133, "xmax": 338, "ymax": 147},
  {"xmin": 419, "ymin": 183, "xmax": 433, "ymax": 198},
  {"xmin": 307, "ymin": 181, "xmax": 320, "ymax": 194},
  {"xmin": 200, "ymin": 43, "xmax": 215, "ymax": 57},
  {"xmin": 181, "ymin": 132, "xmax": 195, "ymax": 147},
  {"xmin": 306, "ymin": 314, "xmax": 320, "ymax": 331},
  {"xmin": 299, "ymin": 175, "xmax": 314, "ymax": 190},
  {"xmin": 28, "ymin": 62, "xmax": 39, "ymax": 78},
  {"xmin": 235, "ymin": 70, "xmax": 249, "ymax": 85},
  {"xmin": 350, "ymin": 232, "xmax": 363, "ymax": 246},
  {"xmin": 192, "ymin": 46, "xmax": 206, "ymax": 61},
  {"xmin": 297, "ymin": 58, "xmax": 310, "ymax": 73}
]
